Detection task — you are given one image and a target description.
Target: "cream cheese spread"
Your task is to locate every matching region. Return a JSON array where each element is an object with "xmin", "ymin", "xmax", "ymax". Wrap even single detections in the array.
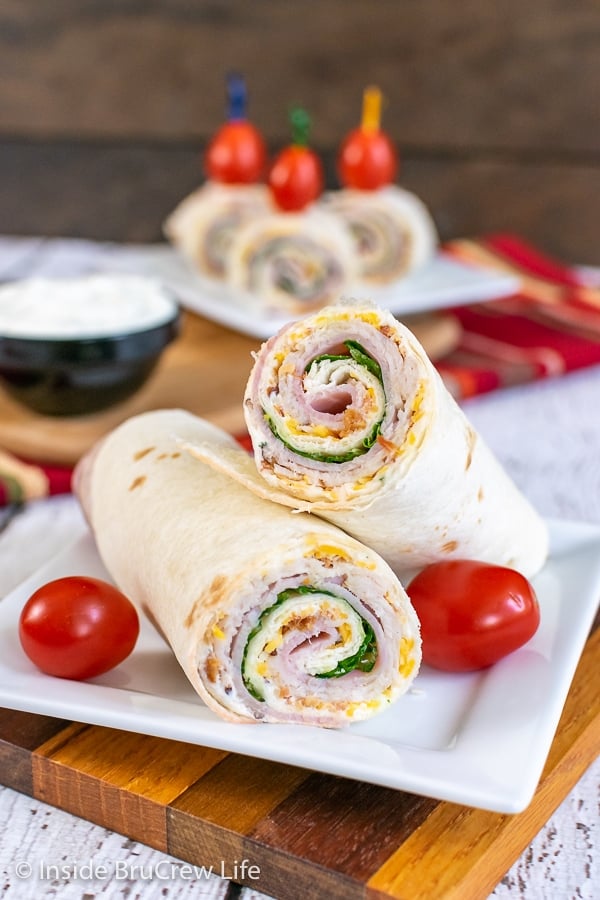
[{"xmin": 0, "ymin": 275, "xmax": 177, "ymax": 339}]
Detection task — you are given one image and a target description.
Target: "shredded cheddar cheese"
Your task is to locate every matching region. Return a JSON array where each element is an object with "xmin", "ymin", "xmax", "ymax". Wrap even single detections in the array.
[
  {"xmin": 338, "ymin": 622, "xmax": 352, "ymax": 643},
  {"xmin": 264, "ymin": 634, "xmax": 283, "ymax": 654},
  {"xmin": 399, "ymin": 637, "xmax": 416, "ymax": 678},
  {"xmin": 310, "ymin": 424, "xmax": 332, "ymax": 437}
]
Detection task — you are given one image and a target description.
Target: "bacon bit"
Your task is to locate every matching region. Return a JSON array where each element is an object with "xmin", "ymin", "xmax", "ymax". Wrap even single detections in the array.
[
  {"xmin": 205, "ymin": 656, "xmax": 219, "ymax": 683},
  {"xmin": 295, "ymin": 696, "xmax": 325, "ymax": 710},
  {"xmin": 281, "ymin": 614, "xmax": 317, "ymax": 633},
  {"xmin": 379, "ymin": 324, "xmax": 395, "ymax": 337},
  {"xmin": 376, "ymin": 434, "xmax": 401, "ymax": 456},
  {"xmin": 442, "ymin": 540, "xmax": 458, "ymax": 553},
  {"xmin": 128, "ymin": 475, "xmax": 146, "ymax": 491},
  {"xmin": 133, "ymin": 446, "xmax": 155, "ymax": 461},
  {"xmin": 340, "ymin": 407, "xmax": 366, "ymax": 437}
]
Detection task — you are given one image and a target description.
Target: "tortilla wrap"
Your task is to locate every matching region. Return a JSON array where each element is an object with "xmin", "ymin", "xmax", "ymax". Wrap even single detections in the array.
[
  {"xmin": 227, "ymin": 208, "xmax": 358, "ymax": 314},
  {"xmin": 74, "ymin": 409, "xmax": 421, "ymax": 727},
  {"xmin": 186, "ymin": 304, "xmax": 548, "ymax": 578},
  {"xmin": 164, "ymin": 182, "xmax": 273, "ymax": 278},
  {"xmin": 319, "ymin": 186, "xmax": 438, "ymax": 284}
]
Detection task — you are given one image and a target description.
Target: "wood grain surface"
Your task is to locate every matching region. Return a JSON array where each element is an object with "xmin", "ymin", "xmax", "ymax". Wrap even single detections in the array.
[
  {"xmin": 0, "ymin": 625, "xmax": 597, "ymax": 900},
  {"xmin": 0, "ymin": 0, "xmax": 596, "ymax": 151},
  {"xmin": 0, "ymin": 1, "xmax": 598, "ymax": 263}
]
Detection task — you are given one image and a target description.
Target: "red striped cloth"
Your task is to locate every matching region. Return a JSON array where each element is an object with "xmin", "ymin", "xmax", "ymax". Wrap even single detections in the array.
[
  {"xmin": 438, "ymin": 234, "xmax": 600, "ymax": 398},
  {"xmin": 2, "ymin": 234, "xmax": 599, "ymax": 505}
]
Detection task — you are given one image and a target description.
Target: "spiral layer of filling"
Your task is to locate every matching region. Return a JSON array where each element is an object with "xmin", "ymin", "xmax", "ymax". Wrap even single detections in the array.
[
  {"xmin": 164, "ymin": 184, "xmax": 272, "ymax": 278},
  {"xmin": 324, "ymin": 198, "xmax": 412, "ymax": 281},
  {"xmin": 196, "ymin": 541, "xmax": 420, "ymax": 727},
  {"xmin": 320, "ymin": 187, "xmax": 438, "ymax": 285},
  {"xmin": 228, "ymin": 210, "xmax": 357, "ymax": 313},
  {"xmin": 236, "ymin": 233, "xmax": 346, "ymax": 311},
  {"xmin": 201, "ymin": 201, "xmax": 264, "ymax": 277},
  {"xmin": 245, "ymin": 307, "xmax": 426, "ymax": 506}
]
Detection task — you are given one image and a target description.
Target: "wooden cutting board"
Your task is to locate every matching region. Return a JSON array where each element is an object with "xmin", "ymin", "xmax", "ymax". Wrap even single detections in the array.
[
  {"xmin": 1, "ymin": 623, "xmax": 598, "ymax": 900},
  {"xmin": 0, "ymin": 310, "xmax": 462, "ymax": 466}
]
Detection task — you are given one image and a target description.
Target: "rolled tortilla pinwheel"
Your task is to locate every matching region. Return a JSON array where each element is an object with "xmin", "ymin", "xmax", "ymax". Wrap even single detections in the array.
[
  {"xmin": 187, "ymin": 304, "xmax": 548, "ymax": 578},
  {"xmin": 226, "ymin": 208, "xmax": 358, "ymax": 314},
  {"xmin": 319, "ymin": 186, "xmax": 438, "ymax": 284},
  {"xmin": 74, "ymin": 409, "xmax": 421, "ymax": 728},
  {"xmin": 163, "ymin": 182, "xmax": 273, "ymax": 279}
]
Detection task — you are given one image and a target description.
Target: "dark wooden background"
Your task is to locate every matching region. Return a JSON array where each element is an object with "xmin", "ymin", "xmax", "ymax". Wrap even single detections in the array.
[{"xmin": 0, "ymin": 0, "xmax": 598, "ymax": 262}]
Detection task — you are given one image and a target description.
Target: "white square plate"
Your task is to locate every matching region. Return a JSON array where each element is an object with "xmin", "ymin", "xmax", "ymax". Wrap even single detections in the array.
[{"xmin": 0, "ymin": 518, "xmax": 598, "ymax": 813}]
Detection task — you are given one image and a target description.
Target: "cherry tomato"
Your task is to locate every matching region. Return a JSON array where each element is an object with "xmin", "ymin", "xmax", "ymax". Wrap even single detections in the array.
[
  {"xmin": 204, "ymin": 72, "xmax": 267, "ymax": 184},
  {"xmin": 406, "ymin": 560, "xmax": 540, "ymax": 672},
  {"xmin": 268, "ymin": 108, "xmax": 324, "ymax": 212},
  {"xmin": 337, "ymin": 86, "xmax": 398, "ymax": 190},
  {"xmin": 338, "ymin": 128, "xmax": 398, "ymax": 190},
  {"xmin": 19, "ymin": 576, "xmax": 139, "ymax": 680},
  {"xmin": 204, "ymin": 120, "xmax": 267, "ymax": 185}
]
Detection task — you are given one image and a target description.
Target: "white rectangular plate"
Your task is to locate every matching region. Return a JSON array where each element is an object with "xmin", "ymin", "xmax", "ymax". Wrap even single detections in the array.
[
  {"xmin": 0, "ymin": 518, "xmax": 598, "ymax": 813},
  {"xmin": 126, "ymin": 248, "xmax": 520, "ymax": 339}
]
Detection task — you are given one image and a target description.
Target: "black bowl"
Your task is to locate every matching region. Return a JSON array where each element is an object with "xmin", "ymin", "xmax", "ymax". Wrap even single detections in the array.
[{"xmin": 0, "ymin": 311, "xmax": 180, "ymax": 417}]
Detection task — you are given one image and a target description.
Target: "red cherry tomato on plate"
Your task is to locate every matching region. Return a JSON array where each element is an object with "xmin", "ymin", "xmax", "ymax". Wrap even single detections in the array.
[
  {"xmin": 19, "ymin": 576, "xmax": 139, "ymax": 680},
  {"xmin": 337, "ymin": 86, "xmax": 398, "ymax": 190},
  {"xmin": 406, "ymin": 560, "xmax": 540, "ymax": 672},
  {"xmin": 268, "ymin": 108, "xmax": 324, "ymax": 212}
]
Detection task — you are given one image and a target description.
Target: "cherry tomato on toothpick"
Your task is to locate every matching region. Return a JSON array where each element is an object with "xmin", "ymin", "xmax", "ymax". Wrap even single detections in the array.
[
  {"xmin": 19, "ymin": 576, "xmax": 140, "ymax": 680},
  {"xmin": 204, "ymin": 72, "xmax": 267, "ymax": 184},
  {"xmin": 337, "ymin": 86, "xmax": 398, "ymax": 190},
  {"xmin": 268, "ymin": 108, "xmax": 324, "ymax": 212},
  {"xmin": 406, "ymin": 560, "xmax": 540, "ymax": 672}
]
